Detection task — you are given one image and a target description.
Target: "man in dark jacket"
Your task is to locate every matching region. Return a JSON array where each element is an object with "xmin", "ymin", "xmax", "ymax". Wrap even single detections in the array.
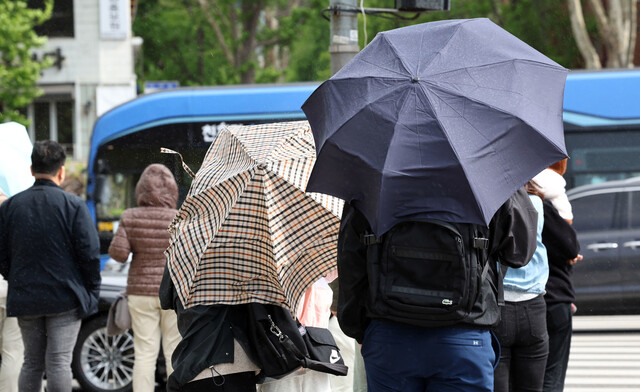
[
  {"xmin": 336, "ymin": 187, "xmax": 538, "ymax": 392},
  {"xmin": 0, "ymin": 140, "xmax": 101, "ymax": 392}
]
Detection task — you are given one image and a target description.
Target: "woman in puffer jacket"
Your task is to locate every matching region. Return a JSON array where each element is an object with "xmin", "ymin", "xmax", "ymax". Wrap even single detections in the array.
[{"xmin": 109, "ymin": 164, "xmax": 181, "ymax": 392}]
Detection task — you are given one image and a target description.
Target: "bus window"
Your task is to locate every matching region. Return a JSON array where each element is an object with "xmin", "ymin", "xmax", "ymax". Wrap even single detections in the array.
[
  {"xmin": 87, "ymin": 83, "xmax": 318, "ymax": 262},
  {"xmin": 562, "ymin": 69, "xmax": 640, "ymax": 190},
  {"xmin": 564, "ymin": 128, "xmax": 640, "ymax": 189}
]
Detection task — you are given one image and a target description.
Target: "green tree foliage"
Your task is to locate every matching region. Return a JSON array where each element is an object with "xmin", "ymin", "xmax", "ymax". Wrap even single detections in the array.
[
  {"xmin": 498, "ymin": 0, "xmax": 583, "ymax": 69},
  {"xmin": 133, "ymin": 0, "xmax": 233, "ymax": 86},
  {"xmin": 133, "ymin": 0, "xmax": 584, "ymax": 87},
  {"xmin": 134, "ymin": 0, "xmax": 319, "ymax": 87},
  {"xmin": 359, "ymin": 0, "xmax": 582, "ymax": 69},
  {"xmin": 283, "ymin": 0, "xmax": 331, "ymax": 82},
  {"xmin": 0, "ymin": 0, "xmax": 53, "ymax": 124}
]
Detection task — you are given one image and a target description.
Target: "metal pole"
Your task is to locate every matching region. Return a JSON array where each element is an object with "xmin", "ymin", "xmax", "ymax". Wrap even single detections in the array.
[{"xmin": 329, "ymin": 0, "xmax": 360, "ymax": 75}]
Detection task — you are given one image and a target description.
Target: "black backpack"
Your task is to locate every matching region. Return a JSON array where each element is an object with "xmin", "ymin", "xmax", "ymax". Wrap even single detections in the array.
[{"xmin": 362, "ymin": 219, "xmax": 493, "ymax": 327}]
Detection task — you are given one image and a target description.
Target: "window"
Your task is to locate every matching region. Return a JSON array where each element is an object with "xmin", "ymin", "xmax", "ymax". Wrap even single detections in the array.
[
  {"xmin": 30, "ymin": 100, "xmax": 74, "ymax": 156},
  {"xmin": 565, "ymin": 129, "xmax": 640, "ymax": 189},
  {"xmin": 34, "ymin": 102, "xmax": 50, "ymax": 141},
  {"xmin": 57, "ymin": 101, "xmax": 73, "ymax": 152},
  {"xmin": 629, "ymin": 191, "xmax": 640, "ymax": 229},
  {"xmin": 28, "ymin": 0, "xmax": 74, "ymax": 37},
  {"xmin": 571, "ymin": 192, "xmax": 617, "ymax": 232}
]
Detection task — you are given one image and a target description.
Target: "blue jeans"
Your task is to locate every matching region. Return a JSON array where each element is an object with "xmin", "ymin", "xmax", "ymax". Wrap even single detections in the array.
[
  {"xmin": 494, "ymin": 295, "xmax": 549, "ymax": 392},
  {"xmin": 361, "ymin": 320, "xmax": 497, "ymax": 392},
  {"xmin": 17, "ymin": 309, "xmax": 81, "ymax": 392}
]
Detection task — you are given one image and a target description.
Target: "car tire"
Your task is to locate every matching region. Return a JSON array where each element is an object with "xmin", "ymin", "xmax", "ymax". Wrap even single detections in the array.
[{"xmin": 72, "ymin": 314, "xmax": 135, "ymax": 392}]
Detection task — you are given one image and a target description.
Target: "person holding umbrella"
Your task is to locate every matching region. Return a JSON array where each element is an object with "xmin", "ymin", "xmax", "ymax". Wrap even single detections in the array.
[
  {"xmin": 336, "ymin": 188, "xmax": 538, "ymax": 391},
  {"xmin": 160, "ymin": 121, "xmax": 343, "ymax": 391},
  {"xmin": 302, "ymin": 18, "xmax": 569, "ymax": 392}
]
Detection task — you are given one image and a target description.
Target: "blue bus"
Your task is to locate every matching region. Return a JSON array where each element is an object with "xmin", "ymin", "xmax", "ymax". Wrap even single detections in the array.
[
  {"xmin": 87, "ymin": 70, "xmax": 640, "ymax": 260},
  {"xmin": 87, "ymin": 83, "xmax": 319, "ymax": 261}
]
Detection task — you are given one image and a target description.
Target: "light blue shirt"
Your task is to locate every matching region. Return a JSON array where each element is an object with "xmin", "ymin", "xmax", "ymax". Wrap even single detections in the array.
[{"xmin": 502, "ymin": 194, "xmax": 549, "ymax": 296}]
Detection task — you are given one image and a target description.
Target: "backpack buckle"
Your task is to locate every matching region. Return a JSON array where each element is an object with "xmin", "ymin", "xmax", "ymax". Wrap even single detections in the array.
[
  {"xmin": 361, "ymin": 234, "xmax": 383, "ymax": 246},
  {"xmin": 473, "ymin": 237, "xmax": 489, "ymax": 249}
]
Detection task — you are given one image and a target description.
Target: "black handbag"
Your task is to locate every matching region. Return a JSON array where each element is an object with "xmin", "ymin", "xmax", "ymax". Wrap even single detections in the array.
[
  {"xmin": 300, "ymin": 325, "xmax": 346, "ymax": 369},
  {"xmin": 247, "ymin": 303, "xmax": 348, "ymax": 379}
]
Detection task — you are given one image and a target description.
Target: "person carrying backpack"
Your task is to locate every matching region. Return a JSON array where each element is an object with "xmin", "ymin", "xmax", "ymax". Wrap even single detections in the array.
[
  {"xmin": 493, "ymin": 181, "xmax": 551, "ymax": 392},
  {"xmin": 336, "ymin": 187, "xmax": 538, "ymax": 392}
]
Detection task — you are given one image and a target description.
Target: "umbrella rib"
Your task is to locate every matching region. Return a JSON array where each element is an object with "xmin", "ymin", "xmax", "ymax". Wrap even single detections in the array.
[
  {"xmin": 377, "ymin": 34, "xmax": 413, "ymax": 77},
  {"xmin": 347, "ymin": 57, "xmax": 409, "ymax": 79},
  {"xmin": 420, "ymin": 21, "xmax": 465, "ymax": 73},
  {"xmin": 256, "ymin": 121, "xmax": 310, "ymax": 162},
  {"xmin": 316, "ymin": 78, "xmax": 413, "ymax": 161},
  {"xmin": 424, "ymin": 68, "xmax": 566, "ymax": 153},
  {"xmin": 445, "ymin": 58, "xmax": 564, "ymax": 75},
  {"xmin": 426, "ymin": 58, "xmax": 565, "ymax": 95},
  {"xmin": 414, "ymin": 86, "xmax": 488, "ymax": 220}
]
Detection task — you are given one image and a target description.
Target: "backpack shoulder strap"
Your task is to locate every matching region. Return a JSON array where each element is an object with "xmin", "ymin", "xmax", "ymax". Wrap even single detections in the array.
[{"xmin": 361, "ymin": 233, "xmax": 383, "ymax": 246}]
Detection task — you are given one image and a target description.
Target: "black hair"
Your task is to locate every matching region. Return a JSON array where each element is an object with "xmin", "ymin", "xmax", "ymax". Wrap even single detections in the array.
[{"xmin": 31, "ymin": 140, "xmax": 66, "ymax": 175}]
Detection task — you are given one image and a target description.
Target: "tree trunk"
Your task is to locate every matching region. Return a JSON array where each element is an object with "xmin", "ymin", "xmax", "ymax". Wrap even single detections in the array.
[
  {"xmin": 568, "ymin": 0, "xmax": 637, "ymax": 69},
  {"xmin": 238, "ymin": 1, "xmax": 262, "ymax": 84},
  {"xmin": 624, "ymin": 0, "xmax": 638, "ymax": 67},
  {"xmin": 567, "ymin": 0, "xmax": 601, "ymax": 69}
]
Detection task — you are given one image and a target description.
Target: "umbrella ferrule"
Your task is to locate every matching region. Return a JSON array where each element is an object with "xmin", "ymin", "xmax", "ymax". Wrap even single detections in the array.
[{"xmin": 411, "ymin": 76, "xmax": 420, "ymax": 83}]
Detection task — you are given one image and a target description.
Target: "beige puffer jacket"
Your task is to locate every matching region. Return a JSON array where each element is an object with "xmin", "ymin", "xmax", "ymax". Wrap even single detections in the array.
[{"xmin": 108, "ymin": 164, "xmax": 179, "ymax": 296}]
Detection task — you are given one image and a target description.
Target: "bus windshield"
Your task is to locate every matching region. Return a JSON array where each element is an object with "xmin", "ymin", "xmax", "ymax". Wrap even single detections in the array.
[
  {"xmin": 87, "ymin": 83, "xmax": 319, "ymax": 261},
  {"xmin": 562, "ymin": 69, "xmax": 640, "ymax": 189}
]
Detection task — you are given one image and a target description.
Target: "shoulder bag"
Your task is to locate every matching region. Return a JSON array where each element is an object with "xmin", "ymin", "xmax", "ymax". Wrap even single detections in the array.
[
  {"xmin": 247, "ymin": 303, "xmax": 348, "ymax": 379},
  {"xmin": 106, "ymin": 292, "xmax": 131, "ymax": 336}
]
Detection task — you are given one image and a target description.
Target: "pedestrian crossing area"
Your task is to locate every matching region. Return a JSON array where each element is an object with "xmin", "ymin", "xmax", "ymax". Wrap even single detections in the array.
[{"xmin": 564, "ymin": 332, "xmax": 640, "ymax": 391}]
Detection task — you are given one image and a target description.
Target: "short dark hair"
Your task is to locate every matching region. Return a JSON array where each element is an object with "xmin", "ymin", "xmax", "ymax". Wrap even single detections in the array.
[{"xmin": 31, "ymin": 140, "xmax": 66, "ymax": 175}]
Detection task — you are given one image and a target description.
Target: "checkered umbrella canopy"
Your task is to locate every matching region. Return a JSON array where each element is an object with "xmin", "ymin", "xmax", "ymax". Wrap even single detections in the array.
[{"xmin": 165, "ymin": 121, "xmax": 343, "ymax": 312}]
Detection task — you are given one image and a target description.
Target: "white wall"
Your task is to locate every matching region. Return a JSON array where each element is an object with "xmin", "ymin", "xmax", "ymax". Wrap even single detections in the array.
[{"xmin": 33, "ymin": 0, "xmax": 137, "ymax": 161}]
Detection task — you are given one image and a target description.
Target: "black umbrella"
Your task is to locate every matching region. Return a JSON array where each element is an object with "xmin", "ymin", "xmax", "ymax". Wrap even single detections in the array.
[{"xmin": 302, "ymin": 18, "xmax": 568, "ymax": 236}]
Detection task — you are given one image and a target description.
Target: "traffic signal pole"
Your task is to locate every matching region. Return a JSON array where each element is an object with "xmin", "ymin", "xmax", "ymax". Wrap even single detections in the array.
[{"xmin": 329, "ymin": 0, "xmax": 360, "ymax": 75}]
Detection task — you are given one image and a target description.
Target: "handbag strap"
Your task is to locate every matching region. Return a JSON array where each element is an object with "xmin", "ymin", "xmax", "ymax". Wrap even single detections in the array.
[{"xmin": 267, "ymin": 315, "xmax": 306, "ymax": 361}]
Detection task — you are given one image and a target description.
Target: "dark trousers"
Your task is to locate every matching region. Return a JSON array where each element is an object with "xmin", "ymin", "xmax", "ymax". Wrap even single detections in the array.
[
  {"xmin": 180, "ymin": 371, "xmax": 256, "ymax": 392},
  {"xmin": 361, "ymin": 320, "xmax": 497, "ymax": 392},
  {"xmin": 543, "ymin": 302, "xmax": 573, "ymax": 392},
  {"xmin": 494, "ymin": 295, "xmax": 549, "ymax": 392}
]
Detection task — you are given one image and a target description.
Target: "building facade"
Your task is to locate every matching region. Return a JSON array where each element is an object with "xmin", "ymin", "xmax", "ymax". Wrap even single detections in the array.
[{"xmin": 29, "ymin": 0, "xmax": 138, "ymax": 161}]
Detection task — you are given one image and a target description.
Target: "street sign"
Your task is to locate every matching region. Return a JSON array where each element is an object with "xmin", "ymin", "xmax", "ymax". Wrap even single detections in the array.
[{"xmin": 143, "ymin": 81, "xmax": 180, "ymax": 94}]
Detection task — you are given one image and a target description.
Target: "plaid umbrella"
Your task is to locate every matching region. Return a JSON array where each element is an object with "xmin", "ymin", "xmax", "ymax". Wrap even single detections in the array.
[{"xmin": 165, "ymin": 121, "xmax": 343, "ymax": 312}]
